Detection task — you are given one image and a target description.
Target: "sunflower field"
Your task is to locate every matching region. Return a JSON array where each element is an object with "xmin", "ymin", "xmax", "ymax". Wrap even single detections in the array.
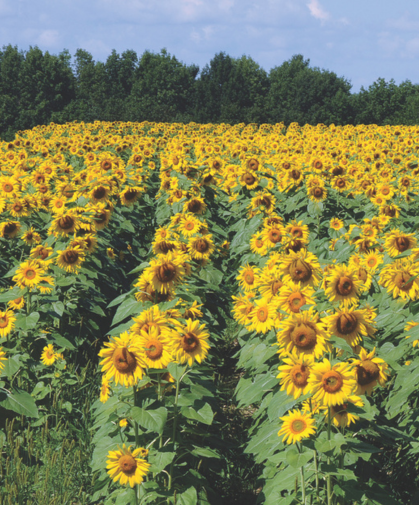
[{"xmin": 0, "ymin": 120, "xmax": 419, "ymax": 505}]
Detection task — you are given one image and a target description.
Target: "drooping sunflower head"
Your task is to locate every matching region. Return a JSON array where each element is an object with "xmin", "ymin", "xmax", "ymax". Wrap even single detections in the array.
[
  {"xmin": 325, "ymin": 307, "xmax": 376, "ymax": 347},
  {"xmin": 351, "ymin": 347, "xmax": 389, "ymax": 395},
  {"xmin": 51, "ymin": 212, "xmax": 79, "ymax": 236},
  {"xmin": 281, "ymin": 249, "xmax": 322, "ymax": 288},
  {"xmin": 384, "ymin": 229, "xmax": 417, "ymax": 258},
  {"xmin": 147, "ymin": 252, "xmax": 186, "ymax": 294},
  {"xmin": 56, "ymin": 246, "xmax": 85, "ymax": 273}
]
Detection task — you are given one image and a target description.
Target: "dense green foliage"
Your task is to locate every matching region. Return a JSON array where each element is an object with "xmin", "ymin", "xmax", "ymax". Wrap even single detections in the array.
[{"xmin": 0, "ymin": 45, "xmax": 419, "ymax": 139}]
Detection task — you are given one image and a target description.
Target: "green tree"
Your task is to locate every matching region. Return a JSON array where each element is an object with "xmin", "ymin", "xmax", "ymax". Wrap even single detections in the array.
[
  {"xmin": 0, "ymin": 45, "xmax": 24, "ymax": 138},
  {"xmin": 266, "ymin": 54, "xmax": 353, "ymax": 125},
  {"xmin": 127, "ymin": 49, "xmax": 198, "ymax": 122}
]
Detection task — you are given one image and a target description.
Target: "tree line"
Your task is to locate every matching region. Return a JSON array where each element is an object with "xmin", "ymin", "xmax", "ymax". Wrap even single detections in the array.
[{"xmin": 0, "ymin": 45, "xmax": 418, "ymax": 139}]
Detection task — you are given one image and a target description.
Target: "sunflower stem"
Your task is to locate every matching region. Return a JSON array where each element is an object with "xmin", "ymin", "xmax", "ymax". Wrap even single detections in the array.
[
  {"xmin": 327, "ymin": 407, "xmax": 332, "ymax": 505},
  {"xmin": 133, "ymin": 386, "xmax": 140, "ymax": 505},
  {"xmin": 313, "ymin": 449, "xmax": 319, "ymax": 502},
  {"xmin": 298, "ymin": 443, "xmax": 306, "ymax": 504},
  {"xmin": 168, "ymin": 373, "xmax": 181, "ymax": 491}
]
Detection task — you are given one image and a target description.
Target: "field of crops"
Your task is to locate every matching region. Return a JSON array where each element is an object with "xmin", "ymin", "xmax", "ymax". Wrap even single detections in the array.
[{"xmin": 1, "ymin": 120, "xmax": 419, "ymax": 505}]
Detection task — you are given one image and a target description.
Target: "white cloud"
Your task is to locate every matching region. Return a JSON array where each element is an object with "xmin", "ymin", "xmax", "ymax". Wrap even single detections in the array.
[
  {"xmin": 37, "ymin": 29, "xmax": 60, "ymax": 47},
  {"xmin": 306, "ymin": 0, "xmax": 330, "ymax": 22}
]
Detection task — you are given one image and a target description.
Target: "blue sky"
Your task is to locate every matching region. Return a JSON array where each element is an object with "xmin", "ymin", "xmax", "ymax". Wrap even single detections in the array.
[{"xmin": 1, "ymin": 0, "xmax": 418, "ymax": 92}]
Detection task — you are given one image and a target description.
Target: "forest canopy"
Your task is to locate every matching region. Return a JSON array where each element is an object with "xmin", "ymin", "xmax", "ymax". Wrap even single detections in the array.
[{"xmin": 0, "ymin": 45, "xmax": 418, "ymax": 139}]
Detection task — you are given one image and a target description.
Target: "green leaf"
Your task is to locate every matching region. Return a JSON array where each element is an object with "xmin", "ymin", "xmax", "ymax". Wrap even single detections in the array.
[
  {"xmin": 1, "ymin": 355, "xmax": 21, "ymax": 376},
  {"xmin": 107, "ymin": 289, "xmax": 136, "ymax": 308},
  {"xmin": 52, "ymin": 301, "xmax": 65, "ymax": 317},
  {"xmin": 0, "ymin": 389, "xmax": 39, "ymax": 418},
  {"xmin": 130, "ymin": 406, "xmax": 167, "ymax": 433},
  {"xmin": 51, "ymin": 333, "xmax": 75, "ymax": 350},
  {"xmin": 148, "ymin": 449, "xmax": 176, "ymax": 472},
  {"xmin": 176, "ymin": 486, "xmax": 198, "ymax": 505},
  {"xmin": 167, "ymin": 362, "xmax": 187, "ymax": 381},
  {"xmin": 285, "ymin": 448, "xmax": 313, "ymax": 468},
  {"xmin": 0, "ymin": 287, "xmax": 25, "ymax": 303},
  {"xmin": 190, "ymin": 446, "xmax": 220, "ymax": 459},
  {"xmin": 111, "ymin": 298, "xmax": 143, "ymax": 326},
  {"xmin": 315, "ymin": 433, "xmax": 346, "ymax": 454},
  {"xmin": 181, "ymin": 402, "xmax": 213, "ymax": 425},
  {"xmin": 15, "ymin": 312, "xmax": 40, "ymax": 331}
]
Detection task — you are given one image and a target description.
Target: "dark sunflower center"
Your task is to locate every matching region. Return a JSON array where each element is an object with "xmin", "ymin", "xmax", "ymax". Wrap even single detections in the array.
[
  {"xmin": 0, "ymin": 317, "xmax": 8, "ymax": 328},
  {"xmin": 291, "ymin": 419, "xmax": 307, "ymax": 433},
  {"xmin": 244, "ymin": 271, "xmax": 254, "ymax": 285},
  {"xmin": 291, "ymin": 169, "xmax": 301, "ymax": 180},
  {"xmin": 336, "ymin": 276, "xmax": 353, "ymax": 296},
  {"xmin": 25, "ymin": 269, "xmax": 37, "ymax": 280},
  {"xmin": 194, "ymin": 239, "xmax": 210, "ymax": 253},
  {"xmin": 288, "ymin": 292, "xmax": 306, "ymax": 313},
  {"xmin": 188, "ymin": 199, "xmax": 203, "ymax": 213},
  {"xmin": 247, "ymin": 159, "xmax": 259, "ymax": 170},
  {"xmin": 356, "ymin": 360, "xmax": 380, "ymax": 385},
  {"xmin": 145, "ymin": 339, "xmax": 163, "ymax": 360},
  {"xmin": 322, "ymin": 370, "xmax": 343, "ymax": 393},
  {"xmin": 271, "ymin": 280, "xmax": 283, "ymax": 295},
  {"xmin": 118, "ymin": 454, "xmax": 137, "ymax": 475},
  {"xmin": 112, "ymin": 347, "xmax": 137, "ymax": 373},
  {"xmin": 290, "ymin": 324, "xmax": 317, "ymax": 350},
  {"xmin": 256, "ymin": 307, "xmax": 268, "ymax": 322},
  {"xmin": 244, "ymin": 173, "xmax": 256, "ymax": 185},
  {"xmin": 93, "ymin": 187, "xmax": 107, "ymax": 199},
  {"xmin": 4, "ymin": 223, "xmax": 17, "ymax": 235},
  {"xmin": 336, "ymin": 313, "xmax": 358, "ymax": 335},
  {"xmin": 63, "ymin": 251, "xmax": 79, "ymax": 264},
  {"xmin": 268, "ymin": 229, "xmax": 282, "ymax": 244},
  {"xmin": 395, "ymin": 236, "xmax": 410, "ymax": 252},
  {"xmin": 59, "ymin": 216, "xmax": 75, "ymax": 230},
  {"xmin": 290, "ymin": 364, "xmax": 309, "ymax": 387},
  {"xmin": 181, "ymin": 333, "xmax": 199, "ymax": 352},
  {"xmin": 289, "ymin": 259, "xmax": 312, "ymax": 283},
  {"xmin": 156, "ymin": 263, "xmax": 177, "ymax": 283},
  {"xmin": 394, "ymin": 272, "xmax": 414, "ymax": 291}
]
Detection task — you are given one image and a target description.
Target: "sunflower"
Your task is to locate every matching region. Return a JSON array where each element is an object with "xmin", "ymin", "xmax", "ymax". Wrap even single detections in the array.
[
  {"xmin": 362, "ymin": 251, "xmax": 383, "ymax": 271},
  {"xmin": 325, "ymin": 307, "xmax": 377, "ymax": 346},
  {"xmin": 134, "ymin": 271, "xmax": 174, "ymax": 304},
  {"xmin": 13, "ymin": 260, "xmax": 46, "ymax": 290},
  {"xmin": 258, "ymin": 267, "xmax": 284, "ymax": 300},
  {"xmin": 0, "ymin": 347, "xmax": 6, "ymax": 372},
  {"xmin": 56, "ymin": 246, "xmax": 85, "ymax": 273},
  {"xmin": 41, "ymin": 344, "xmax": 57, "ymax": 366},
  {"xmin": 51, "ymin": 212, "xmax": 79, "ymax": 236},
  {"xmin": 99, "ymin": 332, "xmax": 145, "ymax": 387},
  {"xmin": 106, "ymin": 444, "xmax": 150, "ymax": 488},
  {"xmin": 262, "ymin": 224, "xmax": 284, "ymax": 248},
  {"xmin": 277, "ymin": 409, "xmax": 316, "ymax": 445},
  {"xmin": 183, "ymin": 197, "xmax": 206, "ymax": 215},
  {"xmin": 384, "ymin": 229, "xmax": 417, "ymax": 258},
  {"xmin": 379, "ymin": 259, "xmax": 419, "ymax": 301},
  {"xmin": 100, "ymin": 377, "xmax": 111, "ymax": 403},
  {"xmin": 120, "ymin": 186, "xmax": 144, "ymax": 206},
  {"xmin": 188, "ymin": 234, "xmax": 215, "ymax": 261},
  {"xmin": 308, "ymin": 185, "xmax": 327, "ymax": 202},
  {"xmin": 18, "ymin": 226, "xmax": 40, "ymax": 247},
  {"xmin": 134, "ymin": 327, "xmax": 174, "ymax": 369},
  {"xmin": 237, "ymin": 263, "xmax": 260, "ymax": 292},
  {"xmin": 179, "ymin": 214, "xmax": 201, "ymax": 237},
  {"xmin": 351, "ymin": 347, "xmax": 389, "ymax": 395},
  {"xmin": 276, "ymin": 308, "xmax": 330, "ymax": 359},
  {"xmin": 277, "ymin": 282, "xmax": 315, "ymax": 315},
  {"xmin": 277, "ymin": 351, "xmax": 314, "ymax": 399},
  {"xmin": 405, "ymin": 321, "xmax": 419, "ymax": 347},
  {"xmin": 171, "ymin": 318, "xmax": 210, "ymax": 366},
  {"xmin": 0, "ymin": 309, "xmax": 16, "ymax": 338},
  {"xmin": 322, "ymin": 395, "xmax": 364, "ymax": 428},
  {"xmin": 146, "ymin": 252, "xmax": 186, "ymax": 294},
  {"xmin": 8, "ymin": 295, "xmax": 25, "ymax": 311},
  {"xmin": 285, "ymin": 221, "xmax": 310, "ymax": 244},
  {"xmin": 324, "ymin": 264, "xmax": 362, "ymax": 307},
  {"xmin": 248, "ymin": 297, "xmax": 277, "ymax": 334},
  {"xmin": 232, "ymin": 293, "xmax": 256, "ymax": 327},
  {"xmin": 308, "ymin": 359, "xmax": 357, "ymax": 407},
  {"xmin": 130, "ymin": 305, "xmax": 174, "ymax": 337},
  {"xmin": 280, "ymin": 249, "xmax": 322, "ymax": 288},
  {"xmin": 0, "ymin": 221, "xmax": 21, "ymax": 239},
  {"xmin": 250, "ymin": 234, "xmax": 269, "ymax": 256}
]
